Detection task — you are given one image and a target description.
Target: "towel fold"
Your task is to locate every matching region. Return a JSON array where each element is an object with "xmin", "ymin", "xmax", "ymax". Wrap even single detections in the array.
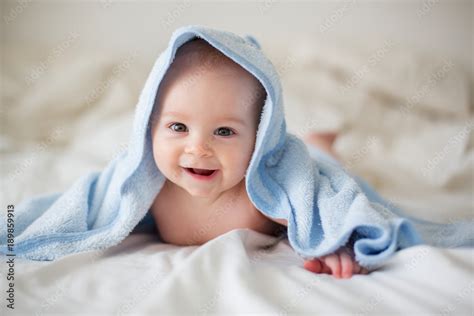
[{"xmin": 1, "ymin": 25, "xmax": 472, "ymax": 267}]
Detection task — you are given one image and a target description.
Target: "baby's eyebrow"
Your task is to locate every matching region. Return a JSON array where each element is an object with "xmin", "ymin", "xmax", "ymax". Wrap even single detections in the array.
[
  {"xmin": 218, "ymin": 116, "xmax": 246, "ymax": 126},
  {"xmin": 161, "ymin": 111, "xmax": 187, "ymax": 120}
]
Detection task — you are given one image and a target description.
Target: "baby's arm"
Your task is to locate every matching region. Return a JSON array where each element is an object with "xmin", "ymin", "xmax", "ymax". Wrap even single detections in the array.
[{"xmin": 263, "ymin": 214, "xmax": 368, "ymax": 278}]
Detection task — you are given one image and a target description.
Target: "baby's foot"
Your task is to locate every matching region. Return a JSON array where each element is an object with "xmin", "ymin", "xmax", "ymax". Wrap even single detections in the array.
[
  {"xmin": 303, "ymin": 247, "xmax": 369, "ymax": 279},
  {"xmin": 303, "ymin": 132, "xmax": 340, "ymax": 160}
]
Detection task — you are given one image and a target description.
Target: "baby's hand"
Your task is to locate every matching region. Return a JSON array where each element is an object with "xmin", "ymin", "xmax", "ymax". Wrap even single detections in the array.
[{"xmin": 303, "ymin": 246, "xmax": 369, "ymax": 279}]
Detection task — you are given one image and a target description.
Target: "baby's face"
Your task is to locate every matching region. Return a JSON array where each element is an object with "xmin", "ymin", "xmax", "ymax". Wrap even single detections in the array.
[{"xmin": 151, "ymin": 59, "xmax": 263, "ymax": 200}]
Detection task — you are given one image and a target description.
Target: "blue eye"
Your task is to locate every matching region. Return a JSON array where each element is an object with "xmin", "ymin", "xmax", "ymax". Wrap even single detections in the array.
[
  {"xmin": 215, "ymin": 127, "xmax": 235, "ymax": 137},
  {"xmin": 169, "ymin": 123, "xmax": 187, "ymax": 132}
]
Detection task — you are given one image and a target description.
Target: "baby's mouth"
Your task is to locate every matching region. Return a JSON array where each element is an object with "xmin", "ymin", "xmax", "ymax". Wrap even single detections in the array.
[{"xmin": 184, "ymin": 167, "xmax": 217, "ymax": 176}]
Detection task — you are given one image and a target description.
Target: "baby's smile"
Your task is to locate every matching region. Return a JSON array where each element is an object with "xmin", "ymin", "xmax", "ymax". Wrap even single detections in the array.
[{"xmin": 182, "ymin": 167, "xmax": 219, "ymax": 180}]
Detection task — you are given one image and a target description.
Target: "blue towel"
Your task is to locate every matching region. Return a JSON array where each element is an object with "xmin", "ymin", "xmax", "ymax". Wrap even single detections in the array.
[{"xmin": 1, "ymin": 25, "xmax": 472, "ymax": 267}]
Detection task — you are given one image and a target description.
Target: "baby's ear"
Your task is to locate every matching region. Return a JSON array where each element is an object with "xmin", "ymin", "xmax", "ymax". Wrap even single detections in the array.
[{"xmin": 244, "ymin": 35, "xmax": 261, "ymax": 50}]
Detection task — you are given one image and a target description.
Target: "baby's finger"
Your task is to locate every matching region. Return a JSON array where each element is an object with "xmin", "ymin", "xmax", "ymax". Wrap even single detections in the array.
[
  {"xmin": 352, "ymin": 263, "xmax": 370, "ymax": 275},
  {"xmin": 323, "ymin": 253, "xmax": 341, "ymax": 278},
  {"xmin": 319, "ymin": 260, "xmax": 332, "ymax": 274},
  {"xmin": 303, "ymin": 259, "xmax": 323, "ymax": 273},
  {"xmin": 339, "ymin": 250, "xmax": 353, "ymax": 279},
  {"xmin": 360, "ymin": 267, "xmax": 370, "ymax": 275},
  {"xmin": 352, "ymin": 262, "xmax": 362, "ymax": 274}
]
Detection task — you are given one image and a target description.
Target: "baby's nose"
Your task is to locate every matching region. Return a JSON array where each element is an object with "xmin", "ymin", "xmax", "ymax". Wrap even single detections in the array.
[{"xmin": 184, "ymin": 136, "xmax": 213, "ymax": 157}]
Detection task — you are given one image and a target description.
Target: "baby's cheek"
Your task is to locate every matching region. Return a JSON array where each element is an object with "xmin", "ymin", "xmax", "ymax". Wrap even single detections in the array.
[
  {"xmin": 153, "ymin": 140, "xmax": 175, "ymax": 170},
  {"xmin": 223, "ymin": 147, "xmax": 251, "ymax": 172}
]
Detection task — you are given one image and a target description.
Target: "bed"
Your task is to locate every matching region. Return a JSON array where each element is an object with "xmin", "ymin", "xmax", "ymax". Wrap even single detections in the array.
[{"xmin": 1, "ymin": 28, "xmax": 473, "ymax": 315}]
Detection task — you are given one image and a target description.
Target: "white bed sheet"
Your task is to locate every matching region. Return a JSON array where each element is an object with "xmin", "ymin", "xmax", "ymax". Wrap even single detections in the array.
[
  {"xmin": 3, "ymin": 231, "xmax": 473, "ymax": 315},
  {"xmin": 1, "ymin": 36, "xmax": 473, "ymax": 315}
]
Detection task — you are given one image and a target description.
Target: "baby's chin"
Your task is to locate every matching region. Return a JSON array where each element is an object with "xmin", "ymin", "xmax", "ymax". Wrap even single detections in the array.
[
  {"xmin": 177, "ymin": 179, "xmax": 244, "ymax": 201},
  {"xmin": 162, "ymin": 168, "xmax": 247, "ymax": 198},
  {"xmin": 165, "ymin": 178, "xmax": 220, "ymax": 199}
]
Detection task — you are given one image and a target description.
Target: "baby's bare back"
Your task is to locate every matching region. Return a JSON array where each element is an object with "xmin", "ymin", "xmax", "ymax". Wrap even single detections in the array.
[{"xmin": 150, "ymin": 180, "xmax": 284, "ymax": 246}]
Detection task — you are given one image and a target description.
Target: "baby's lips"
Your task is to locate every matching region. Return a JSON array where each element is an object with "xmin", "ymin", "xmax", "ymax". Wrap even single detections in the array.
[
  {"xmin": 181, "ymin": 165, "xmax": 218, "ymax": 170},
  {"xmin": 191, "ymin": 168, "xmax": 215, "ymax": 176},
  {"xmin": 183, "ymin": 167, "xmax": 218, "ymax": 176}
]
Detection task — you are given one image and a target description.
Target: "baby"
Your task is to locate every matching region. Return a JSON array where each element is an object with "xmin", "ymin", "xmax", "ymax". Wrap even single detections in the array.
[{"xmin": 149, "ymin": 39, "xmax": 368, "ymax": 279}]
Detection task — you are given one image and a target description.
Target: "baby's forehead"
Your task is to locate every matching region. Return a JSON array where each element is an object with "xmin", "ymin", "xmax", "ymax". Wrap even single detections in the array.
[
  {"xmin": 162, "ymin": 84, "xmax": 257, "ymax": 114},
  {"xmin": 156, "ymin": 39, "xmax": 266, "ymax": 119},
  {"xmin": 167, "ymin": 41, "xmax": 252, "ymax": 84}
]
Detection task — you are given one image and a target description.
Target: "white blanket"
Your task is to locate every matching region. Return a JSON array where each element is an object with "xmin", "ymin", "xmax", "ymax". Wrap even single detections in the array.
[
  {"xmin": 1, "ymin": 36, "xmax": 472, "ymax": 314},
  {"xmin": 4, "ymin": 232, "xmax": 473, "ymax": 315}
]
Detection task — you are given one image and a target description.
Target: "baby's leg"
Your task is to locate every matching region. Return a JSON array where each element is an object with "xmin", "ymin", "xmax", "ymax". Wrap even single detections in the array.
[{"xmin": 303, "ymin": 132, "xmax": 341, "ymax": 161}]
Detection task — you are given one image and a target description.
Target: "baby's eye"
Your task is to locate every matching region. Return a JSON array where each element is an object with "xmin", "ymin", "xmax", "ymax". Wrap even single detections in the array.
[
  {"xmin": 169, "ymin": 123, "xmax": 188, "ymax": 133},
  {"xmin": 215, "ymin": 127, "xmax": 235, "ymax": 137}
]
